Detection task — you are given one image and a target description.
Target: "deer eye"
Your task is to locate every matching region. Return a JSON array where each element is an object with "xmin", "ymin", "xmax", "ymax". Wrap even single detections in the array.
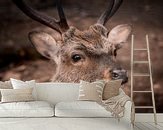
[{"xmin": 71, "ymin": 54, "xmax": 82, "ymax": 62}]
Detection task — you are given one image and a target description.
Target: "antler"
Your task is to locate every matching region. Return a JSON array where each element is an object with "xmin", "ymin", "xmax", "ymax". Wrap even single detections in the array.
[
  {"xmin": 97, "ymin": 0, "xmax": 123, "ymax": 25},
  {"xmin": 12, "ymin": 0, "xmax": 69, "ymax": 33}
]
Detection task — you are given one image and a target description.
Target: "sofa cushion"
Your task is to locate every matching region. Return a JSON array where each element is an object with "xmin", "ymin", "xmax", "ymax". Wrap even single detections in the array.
[
  {"xmin": 0, "ymin": 81, "xmax": 12, "ymax": 89},
  {"xmin": 1, "ymin": 88, "xmax": 34, "ymax": 103},
  {"xmin": 10, "ymin": 78, "xmax": 37, "ymax": 100},
  {"xmin": 55, "ymin": 101, "xmax": 112, "ymax": 117},
  {"xmin": 0, "ymin": 101, "xmax": 54, "ymax": 117},
  {"xmin": 0, "ymin": 81, "xmax": 13, "ymax": 101},
  {"xmin": 78, "ymin": 80, "xmax": 105, "ymax": 102},
  {"xmin": 103, "ymin": 79, "xmax": 122, "ymax": 100}
]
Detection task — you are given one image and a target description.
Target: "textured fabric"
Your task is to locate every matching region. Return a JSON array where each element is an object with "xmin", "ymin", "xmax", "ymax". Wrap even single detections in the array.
[
  {"xmin": 78, "ymin": 80, "xmax": 105, "ymax": 101},
  {"xmin": 10, "ymin": 78, "xmax": 37, "ymax": 100},
  {"xmin": 0, "ymin": 81, "xmax": 13, "ymax": 101},
  {"xmin": 0, "ymin": 81, "xmax": 13, "ymax": 89},
  {"xmin": 1, "ymin": 88, "xmax": 34, "ymax": 103},
  {"xmin": 35, "ymin": 83, "xmax": 79, "ymax": 105},
  {"xmin": 0, "ymin": 101, "xmax": 54, "ymax": 117},
  {"xmin": 98, "ymin": 88, "xmax": 135, "ymax": 124},
  {"xmin": 55, "ymin": 101, "xmax": 112, "ymax": 117},
  {"xmin": 0, "ymin": 118, "xmax": 132, "ymax": 130},
  {"xmin": 103, "ymin": 79, "xmax": 122, "ymax": 100}
]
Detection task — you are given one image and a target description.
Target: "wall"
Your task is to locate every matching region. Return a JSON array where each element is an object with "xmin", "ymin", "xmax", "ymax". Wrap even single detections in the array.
[{"xmin": 0, "ymin": 0, "xmax": 163, "ymax": 113}]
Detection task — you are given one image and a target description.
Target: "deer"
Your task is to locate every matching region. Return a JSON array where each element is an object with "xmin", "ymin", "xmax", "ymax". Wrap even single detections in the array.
[{"xmin": 13, "ymin": 0, "xmax": 132, "ymax": 84}]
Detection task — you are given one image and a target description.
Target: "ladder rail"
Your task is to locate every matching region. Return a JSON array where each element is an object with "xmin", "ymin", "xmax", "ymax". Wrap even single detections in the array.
[
  {"xmin": 146, "ymin": 35, "xmax": 157, "ymax": 124},
  {"xmin": 131, "ymin": 35, "xmax": 134, "ymax": 101}
]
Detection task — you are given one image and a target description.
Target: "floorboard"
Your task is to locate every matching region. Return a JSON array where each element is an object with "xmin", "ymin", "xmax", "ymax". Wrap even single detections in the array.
[
  {"xmin": 135, "ymin": 122, "xmax": 149, "ymax": 130},
  {"xmin": 134, "ymin": 122, "xmax": 163, "ymax": 130},
  {"xmin": 149, "ymin": 123, "xmax": 163, "ymax": 130},
  {"xmin": 133, "ymin": 125, "xmax": 141, "ymax": 130},
  {"xmin": 144, "ymin": 122, "xmax": 160, "ymax": 130}
]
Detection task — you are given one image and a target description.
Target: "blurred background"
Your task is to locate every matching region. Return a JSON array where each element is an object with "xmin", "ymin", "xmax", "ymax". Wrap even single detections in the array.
[{"xmin": 0, "ymin": 0, "xmax": 163, "ymax": 113}]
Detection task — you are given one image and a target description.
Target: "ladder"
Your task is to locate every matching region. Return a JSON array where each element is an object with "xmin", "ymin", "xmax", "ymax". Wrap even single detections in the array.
[{"xmin": 131, "ymin": 35, "xmax": 157, "ymax": 124}]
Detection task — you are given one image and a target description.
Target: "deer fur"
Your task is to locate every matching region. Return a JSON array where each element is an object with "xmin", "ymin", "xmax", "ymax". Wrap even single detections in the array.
[
  {"xmin": 13, "ymin": 0, "xmax": 131, "ymax": 83},
  {"xmin": 29, "ymin": 24, "xmax": 131, "ymax": 82}
]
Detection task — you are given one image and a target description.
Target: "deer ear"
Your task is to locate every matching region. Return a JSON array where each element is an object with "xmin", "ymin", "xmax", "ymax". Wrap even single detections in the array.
[
  {"xmin": 29, "ymin": 31, "xmax": 60, "ymax": 59},
  {"xmin": 108, "ymin": 24, "xmax": 132, "ymax": 49}
]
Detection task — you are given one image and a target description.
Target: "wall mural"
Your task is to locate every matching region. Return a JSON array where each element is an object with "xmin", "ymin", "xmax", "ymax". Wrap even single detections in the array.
[
  {"xmin": 13, "ymin": 0, "xmax": 131, "ymax": 84},
  {"xmin": 1, "ymin": 0, "xmax": 162, "ymax": 113}
]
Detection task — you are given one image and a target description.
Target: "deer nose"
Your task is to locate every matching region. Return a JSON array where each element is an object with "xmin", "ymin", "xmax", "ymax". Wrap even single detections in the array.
[{"xmin": 111, "ymin": 68, "xmax": 128, "ymax": 85}]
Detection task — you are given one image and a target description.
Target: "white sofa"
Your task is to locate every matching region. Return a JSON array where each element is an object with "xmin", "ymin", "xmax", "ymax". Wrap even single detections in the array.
[{"xmin": 0, "ymin": 82, "xmax": 133, "ymax": 130}]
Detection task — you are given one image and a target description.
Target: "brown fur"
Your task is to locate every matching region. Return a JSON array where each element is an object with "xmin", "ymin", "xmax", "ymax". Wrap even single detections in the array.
[
  {"xmin": 29, "ymin": 24, "xmax": 131, "ymax": 83},
  {"xmin": 51, "ymin": 24, "xmax": 116, "ymax": 82}
]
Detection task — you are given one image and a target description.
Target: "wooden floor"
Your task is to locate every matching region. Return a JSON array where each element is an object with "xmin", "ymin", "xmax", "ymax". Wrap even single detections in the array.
[
  {"xmin": 134, "ymin": 122, "xmax": 163, "ymax": 130},
  {"xmin": 134, "ymin": 114, "xmax": 163, "ymax": 130}
]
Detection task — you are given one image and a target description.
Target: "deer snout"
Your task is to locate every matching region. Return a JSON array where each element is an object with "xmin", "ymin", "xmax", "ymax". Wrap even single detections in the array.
[{"xmin": 111, "ymin": 68, "xmax": 128, "ymax": 85}]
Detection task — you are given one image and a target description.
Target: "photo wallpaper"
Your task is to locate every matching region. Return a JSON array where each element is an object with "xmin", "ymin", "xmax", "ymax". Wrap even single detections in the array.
[{"xmin": 0, "ymin": 0, "xmax": 163, "ymax": 113}]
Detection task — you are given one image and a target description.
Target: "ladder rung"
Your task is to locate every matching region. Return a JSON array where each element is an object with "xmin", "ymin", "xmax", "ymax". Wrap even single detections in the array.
[
  {"xmin": 134, "ymin": 48, "xmax": 147, "ymax": 51},
  {"xmin": 133, "ymin": 61, "xmax": 148, "ymax": 64},
  {"xmin": 133, "ymin": 91, "xmax": 152, "ymax": 93},
  {"xmin": 133, "ymin": 73, "xmax": 150, "ymax": 76},
  {"xmin": 135, "ymin": 106, "xmax": 153, "ymax": 108}
]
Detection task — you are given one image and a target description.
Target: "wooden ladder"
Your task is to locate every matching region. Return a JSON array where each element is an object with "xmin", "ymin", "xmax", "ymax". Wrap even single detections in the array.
[{"xmin": 131, "ymin": 35, "xmax": 157, "ymax": 124}]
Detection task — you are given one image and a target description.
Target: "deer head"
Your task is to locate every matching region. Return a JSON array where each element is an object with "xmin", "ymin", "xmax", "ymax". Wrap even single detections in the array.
[{"xmin": 13, "ymin": 0, "xmax": 131, "ymax": 84}]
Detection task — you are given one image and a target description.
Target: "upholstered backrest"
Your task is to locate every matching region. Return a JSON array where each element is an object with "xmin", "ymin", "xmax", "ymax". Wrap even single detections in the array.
[{"xmin": 36, "ymin": 82, "xmax": 79, "ymax": 105}]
